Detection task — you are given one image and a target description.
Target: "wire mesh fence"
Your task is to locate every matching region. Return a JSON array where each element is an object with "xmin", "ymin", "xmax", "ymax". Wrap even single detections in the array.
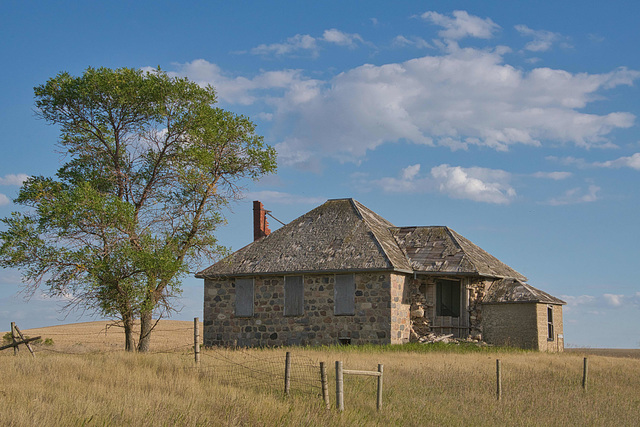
[
  {"xmin": 3, "ymin": 319, "xmax": 325, "ymax": 403},
  {"xmin": 198, "ymin": 348, "xmax": 322, "ymax": 397}
]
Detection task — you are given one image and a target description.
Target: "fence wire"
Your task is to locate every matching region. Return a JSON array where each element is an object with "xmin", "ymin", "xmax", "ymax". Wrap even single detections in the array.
[
  {"xmin": 3, "ymin": 322, "xmax": 324, "ymax": 401},
  {"xmin": 198, "ymin": 348, "xmax": 322, "ymax": 397}
]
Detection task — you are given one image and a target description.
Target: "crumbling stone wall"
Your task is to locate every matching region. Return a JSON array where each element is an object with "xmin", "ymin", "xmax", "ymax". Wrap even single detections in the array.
[
  {"xmin": 408, "ymin": 276, "xmax": 493, "ymax": 342},
  {"xmin": 467, "ymin": 278, "xmax": 493, "ymax": 339},
  {"xmin": 203, "ymin": 272, "xmax": 402, "ymax": 347}
]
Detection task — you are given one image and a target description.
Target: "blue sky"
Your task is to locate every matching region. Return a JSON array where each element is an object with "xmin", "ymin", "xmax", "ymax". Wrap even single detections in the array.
[{"xmin": 1, "ymin": 1, "xmax": 639, "ymax": 348}]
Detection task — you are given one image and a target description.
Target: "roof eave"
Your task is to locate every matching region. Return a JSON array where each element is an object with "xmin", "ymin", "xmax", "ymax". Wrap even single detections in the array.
[
  {"xmin": 197, "ymin": 267, "xmax": 413, "ymax": 280},
  {"xmin": 482, "ymin": 300, "xmax": 567, "ymax": 305}
]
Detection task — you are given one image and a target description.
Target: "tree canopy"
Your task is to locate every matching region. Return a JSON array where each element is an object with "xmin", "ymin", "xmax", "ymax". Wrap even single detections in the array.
[{"xmin": 0, "ymin": 67, "xmax": 276, "ymax": 351}]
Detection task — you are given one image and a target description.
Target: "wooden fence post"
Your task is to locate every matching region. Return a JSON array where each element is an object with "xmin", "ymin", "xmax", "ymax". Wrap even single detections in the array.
[
  {"xmin": 376, "ymin": 364, "xmax": 383, "ymax": 411},
  {"xmin": 582, "ymin": 357, "xmax": 588, "ymax": 391},
  {"xmin": 194, "ymin": 317, "xmax": 200, "ymax": 365},
  {"xmin": 496, "ymin": 359, "xmax": 502, "ymax": 401},
  {"xmin": 320, "ymin": 362, "xmax": 330, "ymax": 409},
  {"xmin": 11, "ymin": 322, "xmax": 17, "ymax": 356},
  {"xmin": 284, "ymin": 351, "xmax": 291, "ymax": 396},
  {"xmin": 14, "ymin": 325, "xmax": 35, "ymax": 358},
  {"xmin": 336, "ymin": 360, "xmax": 344, "ymax": 412}
]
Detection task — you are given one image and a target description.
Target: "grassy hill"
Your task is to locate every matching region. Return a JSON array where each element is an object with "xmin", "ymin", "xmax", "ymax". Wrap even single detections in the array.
[
  {"xmin": 5, "ymin": 320, "xmax": 201, "ymax": 353},
  {"xmin": 2, "ymin": 321, "xmax": 639, "ymax": 426}
]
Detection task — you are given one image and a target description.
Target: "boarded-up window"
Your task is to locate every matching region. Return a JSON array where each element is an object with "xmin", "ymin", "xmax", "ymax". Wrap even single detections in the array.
[
  {"xmin": 436, "ymin": 279, "xmax": 460, "ymax": 317},
  {"xmin": 285, "ymin": 276, "xmax": 304, "ymax": 316},
  {"xmin": 547, "ymin": 306, "xmax": 554, "ymax": 341},
  {"xmin": 334, "ymin": 274, "xmax": 355, "ymax": 315},
  {"xmin": 235, "ymin": 278, "xmax": 254, "ymax": 317}
]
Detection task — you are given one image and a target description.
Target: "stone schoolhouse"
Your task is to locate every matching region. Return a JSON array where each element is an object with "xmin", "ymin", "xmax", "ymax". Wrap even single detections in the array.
[{"xmin": 197, "ymin": 199, "xmax": 565, "ymax": 351}]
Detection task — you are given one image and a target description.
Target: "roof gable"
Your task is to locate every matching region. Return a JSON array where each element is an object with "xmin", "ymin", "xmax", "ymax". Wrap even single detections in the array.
[
  {"xmin": 196, "ymin": 198, "xmax": 411, "ymax": 278},
  {"xmin": 390, "ymin": 226, "xmax": 527, "ymax": 281},
  {"xmin": 483, "ymin": 278, "xmax": 566, "ymax": 305}
]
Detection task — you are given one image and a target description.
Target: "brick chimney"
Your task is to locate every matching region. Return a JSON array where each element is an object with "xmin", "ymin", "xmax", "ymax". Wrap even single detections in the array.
[{"xmin": 253, "ymin": 201, "xmax": 271, "ymax": 241}]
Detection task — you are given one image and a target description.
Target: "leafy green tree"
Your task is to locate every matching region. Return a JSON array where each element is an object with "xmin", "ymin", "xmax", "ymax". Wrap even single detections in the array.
[{"xmin": 0, "ymin": 67, "xmax": 276, "ymax": 351}]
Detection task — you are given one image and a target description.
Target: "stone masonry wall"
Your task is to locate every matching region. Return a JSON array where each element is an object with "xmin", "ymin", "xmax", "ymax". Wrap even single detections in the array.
[
  {"xmin": 407, "ymin": 276, "xmax": 490, "ymax": 341},
  {"xmin": 482, "ymin": 303, "xmax": 539, "ymax": 349},
  {"xmin": 390, "ymin": 273, "xmax": 411, "ymax": 344},
  {"xmin": 203, "ymin": 272, "xmax": 395, "ymax": 347},
  {"xmin": 536, "ymin": 303, "xmax": 564, "ymax": 352}
]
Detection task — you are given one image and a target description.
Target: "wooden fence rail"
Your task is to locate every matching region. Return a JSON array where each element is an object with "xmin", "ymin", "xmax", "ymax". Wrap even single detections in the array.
[{"xmin": 335, "ymin": 361, "xmax": 384, "ymax": 412}]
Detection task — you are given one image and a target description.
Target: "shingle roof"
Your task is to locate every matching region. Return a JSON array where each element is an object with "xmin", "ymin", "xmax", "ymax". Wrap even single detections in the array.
[
  {"xmin": 196, "ymin": 198, "xmax": 525, "ymax": 281},
  {"xmin": 483, "ymin": 278, "xmax": 566, "ymax": 305},
  {"xmin": 390, "ymin": 226, "xmax": 527, "ymax": 281},
  {"xmin": 196, "ymin": 198, "xmax": 412, "ymax": 278}
]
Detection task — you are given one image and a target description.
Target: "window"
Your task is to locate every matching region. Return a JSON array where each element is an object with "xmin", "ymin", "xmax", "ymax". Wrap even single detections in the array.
[
  {"xmin": 334, "ymin": 274, "xmax": 355, "ymax": 315},
  {"xmin": 284, "ymin": 276, "xmax": 304, "ymax": 316},
  {"xmin": 436, "ymin": 279, "xmax": 460, "ymax": 317},
  {"xmin": 547, "ymin": 306, "xmax": 554, "ymax": 341},
  {"xmin": 235, "ymin": 278, "xmax": 254, "ymax": 317}
]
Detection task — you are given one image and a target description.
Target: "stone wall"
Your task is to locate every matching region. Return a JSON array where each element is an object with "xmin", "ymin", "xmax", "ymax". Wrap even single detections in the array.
[
  {"xmin": 481, "ymin": 303, "xmax": 539, "ymax": 349},
  {"xmin": 536, "ymin": 303, "xmax": 564, "ymax": 352},
  {"xmin": 482, "ymin": 302, "xmax": 564, "ymax": 351},
  {"xmin": 407, "ymin": 276, "xmax": 490, "ymax": 341},
  {"xmin": 390, "ymin": 274, "xmax": 411, "ymax": 344},
  {"xmin": 203, "ymin": 272, "xmax": 401, "ymax": 347}
]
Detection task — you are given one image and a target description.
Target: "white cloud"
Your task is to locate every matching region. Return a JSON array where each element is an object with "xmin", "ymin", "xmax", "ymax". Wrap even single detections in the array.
[
  {"xmin": 393, "ymin": 35, "xmax": 432, "ymax": 49},
  {"xmin": 515, "ymin": 25, "xmax": 567, "ymax": 52},
  {"xmin": 550, "ymin": 153, "xmax": 640, "ymax": 170},
  {"xmin": 272, "ymin": 49, "xmax": 638, "ymax": 166},
  {"xmin": 561, "ymin": 294, "xmax": 596, "ymax": 308},
  {"xmin": 532, "ymin": 171, "xmax": 572, "ymax": 180},
  {"xmin": 603, "ymin": 293, "xmax": 625, "ymax": 307},
  {"xmin": 431, "ymin": 165, "xmax": 516, "ymax": 204},
  {"xmin": 421, "ymin": 10, "xmax": 500, "ymax": 40},
  {"xmin": 321, "ymin": 29, "xmax": 364, "ymax": 48},
  {"xmin": 401, "ymin": 164, "xmax": 421, "ymax": 180},
  {"xmin": 245, "ymin": 28, "xmax": 366, "ymax": 58},
  {"xmin": 561, "ymin": 294, "xmax": 597, "ymax": 313},
  {"xmin": 250, "ymin": 34, "xmax": 319, "ymax": 57},
  {"xmin": 367, "ymin": 163, "xmax": 516, "ymax": 204},
  {"xmin": 0, "ymin": 173, "xmax": 29, "ymax": 186},
  {"xmin": 593, "ymin": 152, "xmax": 640, "ymax": 170},
  {"xmin": 561, "ymin": 292, "xmax": 640, "ymax": 312},
  {"xmin": 245, "ymin": 191, "xmax": 325, "ymax": 205},
  {"xmin": 162, "ymin": 46, "xmax": 639, "ymax": 169},
  {"xmin": 0, "ymin": 193, "xmax": 10, "ymax": 206},
  {"xmin": 546, "ymin": 185, "xmax": 600, "ymax": 205},
  {"xmin": 369, "ymin": 164, "xmax": 434, "ymax": 194},
  {"xmin": 158, "ymin": 59, "xmax": 317, "ymax": 106}
]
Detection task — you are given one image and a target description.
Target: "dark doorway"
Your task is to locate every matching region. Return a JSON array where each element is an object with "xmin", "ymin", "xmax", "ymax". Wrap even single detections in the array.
[{"xmin": 436, "ymin": 279, "xmax": 461, "ymax": 317}]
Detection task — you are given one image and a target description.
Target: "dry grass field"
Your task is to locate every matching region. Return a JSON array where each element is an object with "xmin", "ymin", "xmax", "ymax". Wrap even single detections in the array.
[
  {"xmin": 8, "ymin": 320, "xmax": 202, "ymax": 353},
  {"xmin": 2, "ymin": 321, "xmax": 640, "ymax": 426}
]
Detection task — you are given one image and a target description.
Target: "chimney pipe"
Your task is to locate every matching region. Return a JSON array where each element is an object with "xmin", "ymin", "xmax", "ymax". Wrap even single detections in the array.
[{"xmin": 253, "ymin": 201, "xmax": 271, "ymax": 241}]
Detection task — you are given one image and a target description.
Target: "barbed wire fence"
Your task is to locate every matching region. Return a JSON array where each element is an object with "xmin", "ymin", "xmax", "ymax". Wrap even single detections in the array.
[
  {"xmin": 2, "ymin": 319, "xmax": 327, "ymax": 404},
  {"xmin": 196, "ymin": 348, "xmax": 323, "ymax": 398}
]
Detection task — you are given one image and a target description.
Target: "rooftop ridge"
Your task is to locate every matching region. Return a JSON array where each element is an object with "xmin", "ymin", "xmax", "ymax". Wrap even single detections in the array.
[
  {"xmin": 351, "ymin": 200, "xmax": 413, "ymax": 272},
  {"xmin": 445, "ymin": 226, "xmax": 478, "ymax": 275}
]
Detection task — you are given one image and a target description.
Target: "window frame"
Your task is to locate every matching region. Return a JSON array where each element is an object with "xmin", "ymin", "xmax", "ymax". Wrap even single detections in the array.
[
  {"xmin": 334, "ymin": 273, "xmax": 356, "ymax": 316},
  {"xmin": 234, "ymin": 277, "xmax": 254, "ymax": 317},
  {"xmin": 547, "ymin": 305, "xmax": 554, "ymax": 341},
  {"xmin": 284, "ymin": 275, "xmax": 304, "ymax": 317}
]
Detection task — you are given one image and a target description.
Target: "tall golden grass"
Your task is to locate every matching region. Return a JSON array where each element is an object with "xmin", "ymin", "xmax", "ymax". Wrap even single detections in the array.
[{"xmin": 2, "ymin": 322, "xmax": 639, "ymax": 426}]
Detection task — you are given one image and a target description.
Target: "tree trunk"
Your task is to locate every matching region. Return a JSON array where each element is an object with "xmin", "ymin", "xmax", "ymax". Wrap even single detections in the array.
[
  {"xmin": 123, "ymin": 313, "xmax": 136, "ymax": 352},
  {"xmin": 138, "ymin": 310, "xmax": 153, "ymax": 352}
]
